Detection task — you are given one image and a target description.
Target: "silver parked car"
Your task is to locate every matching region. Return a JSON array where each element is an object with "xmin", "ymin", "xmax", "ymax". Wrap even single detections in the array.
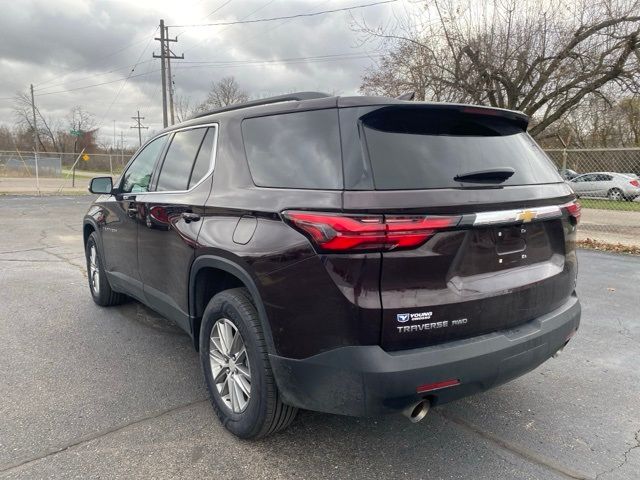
[{"xmin": 568, "ymin": 172, "xmax": 640, "ymax": 201}]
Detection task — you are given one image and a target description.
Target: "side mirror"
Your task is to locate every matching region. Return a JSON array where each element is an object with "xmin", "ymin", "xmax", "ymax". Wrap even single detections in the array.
[{"xmin": 89, "ymin": 177, "xmax": 113, "ymax": 194}]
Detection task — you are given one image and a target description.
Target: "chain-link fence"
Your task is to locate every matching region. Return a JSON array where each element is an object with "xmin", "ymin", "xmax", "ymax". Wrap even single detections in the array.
[
  {"xmin": 545, "ymin": 148, "xmax": 640, "ymax": 248},
  {"xmin": 0, "ymin": 150, "xmax": 131, "ymax": 195},
  {"xmin": 1, "ymin": 147, "xmax": 638, "ymax": 248},
  {"xmin": 0, "ymin": 150, "xmax": 130, "ymax": 176},
  {"xmin": 0, "ymin": 151, "xmax": 62, "ymax": 177}
]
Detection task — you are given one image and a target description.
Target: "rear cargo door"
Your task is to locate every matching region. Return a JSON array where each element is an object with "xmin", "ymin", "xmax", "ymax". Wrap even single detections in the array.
[{"xmin": 340, "ymin": 105, "xmax": 579, "ymax": 351}]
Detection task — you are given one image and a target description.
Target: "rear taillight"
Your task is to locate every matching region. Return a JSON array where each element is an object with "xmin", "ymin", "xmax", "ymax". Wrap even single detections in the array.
[
  {"xmin": 562, "ymin": 200, "xmax": 581, "ymax": 224},
  {"xmin": 631, "ymin": 179, "xmax": 640, "ymax": 187},
  {"xmin": 282, "ymin": 211, "xmax": 460, "ymax": 252}
]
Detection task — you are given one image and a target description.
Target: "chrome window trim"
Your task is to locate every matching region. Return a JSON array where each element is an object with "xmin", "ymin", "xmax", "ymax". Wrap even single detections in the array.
[{"xmin": 118, "ymin": 122, "xmax": 219, "ymax": 196}]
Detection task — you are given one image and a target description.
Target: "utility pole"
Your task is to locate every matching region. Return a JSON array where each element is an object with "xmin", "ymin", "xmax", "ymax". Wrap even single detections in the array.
[
  {"xmin": 130, "ymin": 110, "xmax": 148, "ymax": 147},
  {"xmin": 166, "ymin": 27, "xmax": 175, "ymax": 125},
  {"xmin": 29, "ymin": 84, "xmax": 40, "ymax": 193},
  {"xmin": 154, "ymin": 19, "xmax": 168, "ymax": 128},
  {"xmin": 153, "ymin": 19, "xmax": 183, "ymax": 127},
  {"xmin": 120, "ymin": 131, "xmax": 124, "ymax": 168}
]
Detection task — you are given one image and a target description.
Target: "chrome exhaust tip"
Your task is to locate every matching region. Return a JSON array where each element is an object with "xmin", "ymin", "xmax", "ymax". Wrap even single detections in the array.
[{"xmin": 402, "ymin": 399, "xmax": 430, "ymax": 423}]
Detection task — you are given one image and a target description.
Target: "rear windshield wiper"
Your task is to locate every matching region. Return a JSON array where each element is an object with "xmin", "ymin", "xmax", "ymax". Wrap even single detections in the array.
[{"xmin": 454, "ymin": 167, "xmax": 515, "ymax": 183}]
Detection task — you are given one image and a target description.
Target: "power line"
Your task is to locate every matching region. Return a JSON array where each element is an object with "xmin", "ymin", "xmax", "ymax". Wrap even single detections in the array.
[
  {"xmin": 168, "ymin": 0, "xmax": 397, "ymax": 28},
  {"xmin": 95, "ymin": 28, "xmax": 158, "ymax": 132},
  {"xmin": 182, "ymin": 0, "xmax": 277, "ymax": 55},
  {"xmin": 32, "ymin": 69, "xmax": 160, "ymax": 97},
  {"xmin": 179, "ymin": 51, "xmax": 380, "ymax": 65},
  {"xmin": 33, "ymin": 59, "xmax": 155, "ymax": 93},
  {"xmin": 33, "ymin": 27, "xmax": 159, "ymax": 89},
  {"xmin": 28, "ymin": 51, "xmax": 379, "ymax": 98},
  {"xmin": 173, "ymin": 53, "xmax": 383, "ymax": 70}
]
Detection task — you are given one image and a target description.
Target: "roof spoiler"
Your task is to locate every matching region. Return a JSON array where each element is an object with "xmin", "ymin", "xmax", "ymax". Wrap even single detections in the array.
[{"xmin": 193, "ymin": 91, "xmax": 331, "ymax": 118}]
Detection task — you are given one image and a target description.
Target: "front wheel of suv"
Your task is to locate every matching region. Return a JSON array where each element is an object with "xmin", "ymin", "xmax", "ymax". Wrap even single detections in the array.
[
  {"xmin": 199, "ymin": 288, "xmax": 297, "ymax": 439},
  {"xmin": 85, "ymin": 232, "xmax": 126, "ymax": 306}
]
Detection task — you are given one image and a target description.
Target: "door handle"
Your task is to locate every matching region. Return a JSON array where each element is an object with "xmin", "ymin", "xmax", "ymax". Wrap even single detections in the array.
[{"xmin": 182, "ymin": 212, "xmax": 201, "ymax": 223}]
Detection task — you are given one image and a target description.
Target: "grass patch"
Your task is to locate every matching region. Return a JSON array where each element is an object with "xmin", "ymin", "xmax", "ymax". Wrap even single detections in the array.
[
  {"xmin": 578, "ymin": 198, "xmax": 640, "ymax": 212},
  {"xmin": 61, "ymin": 169, "xmax": 122, "ymax": 178},
  {"xmin": 578, "ymin": 238, "xmax": 640, "ymax": 255}
]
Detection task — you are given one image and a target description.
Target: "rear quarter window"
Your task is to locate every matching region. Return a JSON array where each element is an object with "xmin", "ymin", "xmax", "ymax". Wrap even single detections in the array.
[{"xmin": 242, "ymin": 109, "xmax": 343, "ymax": 189}]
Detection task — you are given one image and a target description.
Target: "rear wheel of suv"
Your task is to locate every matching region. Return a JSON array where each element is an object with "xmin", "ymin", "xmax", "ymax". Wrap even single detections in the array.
[
  {"xmin": 85, "ymin": 232, "xmax": 126, "ymax": 306},
  {"xmin": 199, "ymin": 288, "xmax": 297, "ymax": 439}
]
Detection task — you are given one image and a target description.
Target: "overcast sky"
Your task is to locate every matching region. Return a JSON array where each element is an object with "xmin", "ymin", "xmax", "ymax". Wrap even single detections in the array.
[{"xmin": 0, "ymin": 0, "xmax": 403, "ymax": 148}]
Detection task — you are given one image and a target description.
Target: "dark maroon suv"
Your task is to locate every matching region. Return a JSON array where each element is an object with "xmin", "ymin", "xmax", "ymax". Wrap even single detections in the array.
[{"xmin": 83, "ymin": 92, "xmax": 581, "ymax": 438}]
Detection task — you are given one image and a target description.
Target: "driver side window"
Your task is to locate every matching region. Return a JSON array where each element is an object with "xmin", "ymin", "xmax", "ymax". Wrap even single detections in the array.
[{"xmin": 120, "ymin": 136, "xmax": 167, "ymax": 193}]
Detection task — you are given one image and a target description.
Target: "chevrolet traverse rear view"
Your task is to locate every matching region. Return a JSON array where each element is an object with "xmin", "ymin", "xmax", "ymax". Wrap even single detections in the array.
[{"xmin": 83, "ymin": 93, "xmax": 581, "ymax": 438}]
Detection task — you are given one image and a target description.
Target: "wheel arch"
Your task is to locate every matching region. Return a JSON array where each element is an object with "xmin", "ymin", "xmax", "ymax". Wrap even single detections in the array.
[
  {"xmin": 189, "ymin": 255, "xmax": 276, "ymax": 354},
  {"xmin": 83, "ymin": 219, "xmax": 98, "ymax": 246}
]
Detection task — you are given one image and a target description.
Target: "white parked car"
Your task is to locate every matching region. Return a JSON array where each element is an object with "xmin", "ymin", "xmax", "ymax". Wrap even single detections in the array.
[{"xmin": 568, "ymin": 172, "xmax": 640, "ymax": 201}]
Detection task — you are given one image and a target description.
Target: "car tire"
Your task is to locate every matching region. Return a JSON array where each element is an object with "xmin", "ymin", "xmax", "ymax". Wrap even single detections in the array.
[
  {"xmin": 85, "ymin": 232, "xmax": 126, "ymax": 306},
  {"xmin": 199, "ymin": 288, "xmax": 298, "ymax": 439},
  {"xmin": 607, "ymin": 188, "xmax": 623, "ymax": 201}
]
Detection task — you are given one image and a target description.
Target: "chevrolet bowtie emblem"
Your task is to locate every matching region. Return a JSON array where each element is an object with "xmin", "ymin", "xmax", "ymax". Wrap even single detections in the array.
[{"xmin": 516, "ymin": 210, "xmax": 537, "ymax": 223}]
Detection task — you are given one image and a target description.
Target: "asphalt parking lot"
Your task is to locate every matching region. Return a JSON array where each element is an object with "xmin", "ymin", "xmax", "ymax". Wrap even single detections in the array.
[{"xmin": 1, "ymin": 196, "xmax": 638, "ymax": 480}]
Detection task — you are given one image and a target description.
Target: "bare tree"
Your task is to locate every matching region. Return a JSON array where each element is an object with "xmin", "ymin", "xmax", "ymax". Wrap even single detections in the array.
[
  {"xmin": 618, "ymin": 97, "xmax": 640, "ymax": 145},
  {"xmin": 67, "ymin": 106, "xmax": 96, "ymax": 135},
  {"xmin": 198, "ymin": 76, "xmax": 249, "ymax": 112},
  {"xmin": 12, "ymin": 91, "xmax": 60, "ymax": 151},
  {"xmin": 175, "ymin": 95, "xmax": 196, "ymax": 122},
  {"xmin": 66, "ymin": 106, "xmax": 96, "ymax": 152},
  {"xmin": 357, "ymin": 0, "xmax": 640, "ymax": 137}
]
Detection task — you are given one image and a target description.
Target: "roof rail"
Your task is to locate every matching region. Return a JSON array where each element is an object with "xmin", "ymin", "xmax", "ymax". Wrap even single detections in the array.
[{"xmin": 193, "ymin": 91, "xmax": 331, "ymax": 118}]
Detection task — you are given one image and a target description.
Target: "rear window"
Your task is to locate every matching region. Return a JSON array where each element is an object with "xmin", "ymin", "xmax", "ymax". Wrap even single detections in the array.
[
  {"xmin": 348, "ymin": 106, "xmax": 562, "ymax": 190},
  {"xmin": 242, "ymin": 109, "xmax": 342, "ymax": 189}
]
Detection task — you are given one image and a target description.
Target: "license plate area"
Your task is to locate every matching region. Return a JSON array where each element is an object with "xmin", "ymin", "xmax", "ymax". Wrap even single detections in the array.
[{"xmin": 495, "ymin": 226, "xmax": 527, "ymax": 256}]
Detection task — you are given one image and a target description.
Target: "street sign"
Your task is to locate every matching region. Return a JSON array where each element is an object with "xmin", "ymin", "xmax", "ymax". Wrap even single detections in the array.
[
  {"xmin": 70, "ymin": 130, "xmax": 83, "ymax": 137},
  {"xmin": 82, "ymin": 154, "xmax": 90, "ymax": 161}
]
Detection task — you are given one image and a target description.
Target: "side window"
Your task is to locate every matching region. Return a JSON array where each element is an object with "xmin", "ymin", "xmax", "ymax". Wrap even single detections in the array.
[
  {"xmin": 600, "ymin": 174, "xmax": 613, "ymax": 181},
  {"xmin": 156, "ymin": 128, "xmax": 208, "ymax": 192},
  {"xmin": 242, "ymin": 109, "xmax": 343, "ymax": 189},
  {"xmin": 120, "ymin": 136, "xmax": 166, "ymax": 193},
  {"xmin": 188, "ymin": 127, "xmax": 216, "ymax": 189}
]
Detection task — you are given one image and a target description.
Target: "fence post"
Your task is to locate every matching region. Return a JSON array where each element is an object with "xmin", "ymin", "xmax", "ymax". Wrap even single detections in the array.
[
  {"xmin": 33, "ymin": 148, "xmax": 40, "ymax": 195},
  {"xmin": 109, "ymin": 154, "xmax": 113, "ymax": 176}
]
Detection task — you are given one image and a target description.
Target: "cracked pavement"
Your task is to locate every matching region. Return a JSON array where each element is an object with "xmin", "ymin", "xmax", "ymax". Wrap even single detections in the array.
[{"xmin": 1, "ymin": 195, "xmax": 639, "ymax": 479}]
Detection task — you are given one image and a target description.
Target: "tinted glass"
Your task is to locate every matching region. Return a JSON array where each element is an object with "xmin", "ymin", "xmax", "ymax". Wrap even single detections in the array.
[
  {"xmin": 242, "ymin": 109, "xmax": 342, "ymax": 189},
  {"xmin": 156, "ymin": 128, "xmax": 207, "ymax": 191},
  {"xmin": 121, "ymin": 136, "xmax": 166, "ymax": 193},
  {"xmin": 345, "ymin": 106, "xmax": 562, "ymax": 190},
  {"xmin": 188, "ymin": 127, "xmax": 215, "ymax": 189}
]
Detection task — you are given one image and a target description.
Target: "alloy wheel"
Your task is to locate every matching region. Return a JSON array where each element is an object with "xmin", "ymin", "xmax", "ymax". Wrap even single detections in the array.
[
  {"xmin": 608, "ymin": 189, "xmax": 622, "ymax": 201},
  {"xmin": 88, "ymin": 244, "xmax": 100, "ymax": 295},
  {"xmin": 209, "ymin": 318, "xmax": 252, "ymax": 413}
]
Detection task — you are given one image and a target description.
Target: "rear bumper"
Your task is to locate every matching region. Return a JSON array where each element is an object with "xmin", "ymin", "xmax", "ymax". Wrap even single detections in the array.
[{"xmin": 270, "ymin": 294, "xmax": 580, "ymax": 416}]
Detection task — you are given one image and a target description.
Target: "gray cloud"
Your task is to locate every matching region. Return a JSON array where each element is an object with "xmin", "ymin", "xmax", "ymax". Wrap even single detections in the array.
[{"xmin": 0, "ymin": 0, "xmax": 398, "ymax": 147}]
